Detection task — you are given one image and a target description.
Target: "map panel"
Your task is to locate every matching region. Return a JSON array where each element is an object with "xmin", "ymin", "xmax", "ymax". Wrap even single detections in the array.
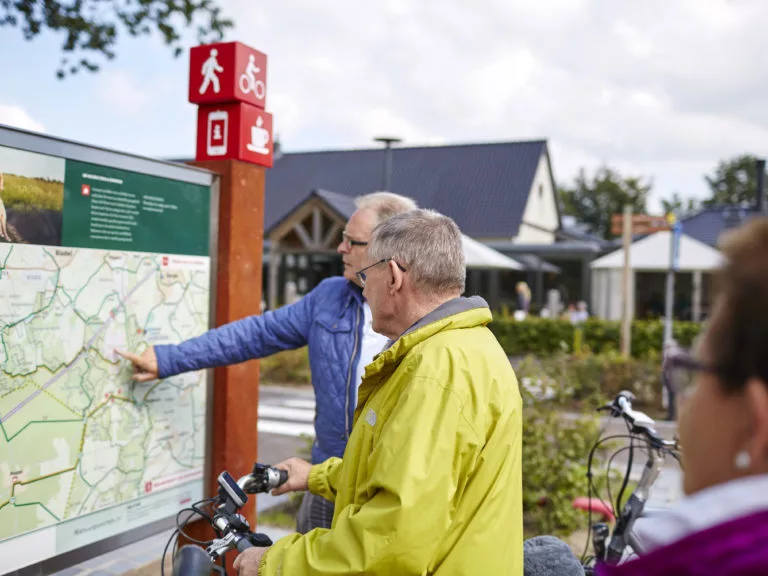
[
  {"xmin": 0, "ymin": 139, "xmax": 213, "ymax": 572},
  {"xmin": 0, "ymin": 245, "xmax": 210, "ymax": 541}
]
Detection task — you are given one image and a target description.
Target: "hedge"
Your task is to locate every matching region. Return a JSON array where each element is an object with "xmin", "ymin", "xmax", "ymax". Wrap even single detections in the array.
[{"xmin": 489, "ymin": 317, "xmax": 702, "ymax": 359}]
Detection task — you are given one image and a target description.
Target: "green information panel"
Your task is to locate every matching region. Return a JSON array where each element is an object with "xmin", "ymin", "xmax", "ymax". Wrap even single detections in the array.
[
  {"xmin": 0, "ymin": 135, "xmax": 214, "ymax": 575},
  {"xmin": 62, "ymin": 159, "xmax": 210, "ymax": 255}
]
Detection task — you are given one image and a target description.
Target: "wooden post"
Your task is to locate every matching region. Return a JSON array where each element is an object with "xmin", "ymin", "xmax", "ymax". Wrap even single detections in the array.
[
  {"xmin": 621, "ymin": 205, "xmax": 633, "ymax": 357},
  {"xmin": 692, "ymin": 270, "xmax": 702, "ymax": 322},
  {"xmin": 269, "ymin": 240, "xmax": 280, "ymax": 311},
  {"xmin": 181, "ymin": 159, "xmax": 265, "ymax": 572}
]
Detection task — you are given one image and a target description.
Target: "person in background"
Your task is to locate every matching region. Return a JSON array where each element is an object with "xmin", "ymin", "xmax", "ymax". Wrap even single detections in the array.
[
  {"xmin": 117, "ymin": 191, "xmax": 417, "ymax": 533},
  {"xmin": 570, "ymin": 301, "xmax": 589, "ymax": 324},
  {"xmin": 516, "ymin": 281, "xmax": 531, "ymax": 315},
  {"xmin": 234, "ymin": 209, "xmax": 523, "ymax": 576},
  {"xmin": 600, "ymin": 217, "xmax": 768, "ymax": 575}
]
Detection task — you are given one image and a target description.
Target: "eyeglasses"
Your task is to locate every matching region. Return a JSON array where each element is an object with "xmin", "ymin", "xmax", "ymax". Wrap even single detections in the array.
[
  {"xmin": 662, "ymin": 345, "xmax": 719, "ymax": 397},
  {"xmin": 341, "ymin": 231, "xmax": 368, "ymax": 247},
  {"xmin": 355, "ymin": 258, "xmax": 407, "ymax": 287}
]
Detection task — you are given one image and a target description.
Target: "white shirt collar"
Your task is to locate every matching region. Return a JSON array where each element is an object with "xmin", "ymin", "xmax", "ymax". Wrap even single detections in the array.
[{"xmin": 634, "ymin": 473, "xmax": 768, "ymax": 552}]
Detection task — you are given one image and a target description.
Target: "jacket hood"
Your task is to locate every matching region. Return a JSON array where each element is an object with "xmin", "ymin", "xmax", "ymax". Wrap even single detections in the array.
[{"xmin": 363, "ymin": 296, "xmax": 492, "ymax": 388}]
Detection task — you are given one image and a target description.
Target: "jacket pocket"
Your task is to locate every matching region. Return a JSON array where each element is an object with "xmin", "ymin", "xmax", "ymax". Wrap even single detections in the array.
[{"xmin": 314, "ymin": 316, "xmax": 353, "ymax": 334}]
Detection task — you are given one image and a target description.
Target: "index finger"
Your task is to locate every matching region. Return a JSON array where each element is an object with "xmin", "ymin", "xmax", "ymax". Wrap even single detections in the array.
[{"xmin": 115, "ymin": 349, "xmax": 140, "ymax": 363}]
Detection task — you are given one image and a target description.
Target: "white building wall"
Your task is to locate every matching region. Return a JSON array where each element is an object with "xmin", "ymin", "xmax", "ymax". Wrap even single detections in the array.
[{"xmin": 513, "ymin": 152, "xmax": 560, "ymax": 244}]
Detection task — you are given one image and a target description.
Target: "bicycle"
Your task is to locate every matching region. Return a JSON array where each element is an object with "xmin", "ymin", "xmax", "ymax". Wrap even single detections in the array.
[
  {"xmin": 239, "ymin": 55, "xmax": 266, "ymax": 99},
  {"xmin": 166, "ymin": 463, "xmax": 288, "ymax": 576},
  {"xmin": 575, "ymin": 391, "xmax": 681, "ymax": 573}
]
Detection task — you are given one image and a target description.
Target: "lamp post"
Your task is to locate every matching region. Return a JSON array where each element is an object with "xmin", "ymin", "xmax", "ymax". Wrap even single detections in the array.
[{"xmin": 373, "ymin": 136, "xmax": 402, "ymax": 191}]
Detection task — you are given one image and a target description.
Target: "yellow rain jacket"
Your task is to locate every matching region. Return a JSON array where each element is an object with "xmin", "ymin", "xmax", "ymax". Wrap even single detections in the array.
[{"xmin": 259, "ymin": 298, "xmax": 523, "ymax": 575}]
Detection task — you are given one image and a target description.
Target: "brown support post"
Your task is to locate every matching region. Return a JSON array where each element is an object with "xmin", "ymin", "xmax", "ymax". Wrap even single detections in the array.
[
  {"xmin": 180, "ymin": 159, "xmax": 265, "ymax": 572},
  {"xmin": 621, "ymin": 205, "xmax": 633, "ymax": 357}
]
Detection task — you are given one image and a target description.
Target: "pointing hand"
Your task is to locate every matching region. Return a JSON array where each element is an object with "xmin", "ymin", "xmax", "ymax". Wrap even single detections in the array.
[{"xmin": 116, "ymin": 347, "xmax": 159, "ymax": 383}]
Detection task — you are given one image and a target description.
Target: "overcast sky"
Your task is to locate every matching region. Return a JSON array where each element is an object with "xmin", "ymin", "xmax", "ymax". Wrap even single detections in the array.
[{"xmin": 2, "ymin": 0, "xmax": 767, "ymax": 212}]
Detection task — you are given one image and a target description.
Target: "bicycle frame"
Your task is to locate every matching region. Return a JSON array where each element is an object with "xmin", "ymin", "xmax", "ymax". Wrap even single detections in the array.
[
  {"xmin": 606, "ymin": 439, "xmax": 667, "ymax": 562},
  {"xmin": 583, "ymin": 391, "xmax": 680, "ymax": 568}
]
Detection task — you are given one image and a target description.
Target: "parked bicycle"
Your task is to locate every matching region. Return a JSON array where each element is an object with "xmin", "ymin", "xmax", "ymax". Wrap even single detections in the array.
[
  {"xmin": 574, "ymin": 391, "xmax": 681, "ymax": 573},
  {"xmin": 166, "ymin": 463, "xmax": 287, "ymax": 576}
]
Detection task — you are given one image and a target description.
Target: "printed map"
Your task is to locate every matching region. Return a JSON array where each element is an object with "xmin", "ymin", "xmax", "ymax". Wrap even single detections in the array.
[{"xmin": 0, "ymin": 244, "xmax": 210, "ymax": 541}]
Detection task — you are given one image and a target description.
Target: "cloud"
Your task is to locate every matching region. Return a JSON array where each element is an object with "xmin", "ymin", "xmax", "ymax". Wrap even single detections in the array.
[
  {"xmin": 7, "ymin": 0, "xmax": 768, "ymax": 213},
  {"xmin": 214, "ymin": 0, "xmax": 768, "ymax": 210},
  {"xmin": 0, "ymin": 104, "xmax": 45, "ymax": 133},
  {"xmin": 96, "ymin": 70, "xmax": 153, "ymax": 116}
]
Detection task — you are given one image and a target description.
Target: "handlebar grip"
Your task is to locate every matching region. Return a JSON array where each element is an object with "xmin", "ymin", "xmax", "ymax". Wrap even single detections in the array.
[
  {"xmin": 172, "ymin": 545, "xmax": 213, "ymax": 576},
  {"xmin": 278, "ymin": 469, "xmax": 288, "ymax": 486},
  {"xmin": 236, "ymin": 537, "xmax": 254, "ymax": 553}
]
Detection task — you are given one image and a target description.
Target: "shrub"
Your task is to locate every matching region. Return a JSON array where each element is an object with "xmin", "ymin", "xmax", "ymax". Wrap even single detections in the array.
[
  {"xmin": 260, "ymin": 347, "xmax": 311, "ymax": 385},
  {"xmin": 489, "ymin": 317, "xmax": 702, "ymax": 359},
  {"xmin": 518, "ymin": 356, "xmax": 607, "ymax": 536},
  {"xmin": 517, "ymin": 351, "xmax": 662, "ymax": 536}
]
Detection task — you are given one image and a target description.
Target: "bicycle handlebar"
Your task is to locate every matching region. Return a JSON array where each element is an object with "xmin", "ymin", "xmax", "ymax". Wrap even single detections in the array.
[
  {"xmin": 599, "ymin": 391, "xmax": 677, "ymax": 450},
  {"xmin": 168, "ymin": 463, "xmax": 289, "ymax": 576}
]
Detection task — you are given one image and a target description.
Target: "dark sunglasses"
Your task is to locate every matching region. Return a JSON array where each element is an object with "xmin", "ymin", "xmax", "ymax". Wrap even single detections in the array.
[{"xmin": 355, "ymin": 258, "xmax": 407, "ymax": 287}]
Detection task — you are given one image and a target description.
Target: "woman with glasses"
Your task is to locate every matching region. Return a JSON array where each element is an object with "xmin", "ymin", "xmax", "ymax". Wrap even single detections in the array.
[{"xmin": 599, "ymin": 217, "xmax": 768, "ymax": 575}]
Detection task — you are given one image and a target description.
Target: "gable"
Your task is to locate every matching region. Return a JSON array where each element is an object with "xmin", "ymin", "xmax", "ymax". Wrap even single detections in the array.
[{"xmin": 514, "ymin": 149, "xmax": 560, "ymax": 244}]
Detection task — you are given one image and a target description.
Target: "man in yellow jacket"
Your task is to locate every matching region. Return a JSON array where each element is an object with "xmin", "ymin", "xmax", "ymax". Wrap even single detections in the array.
[{"xmin": 235, "ymin": 209, "xmax": 523, "ymax": 575}]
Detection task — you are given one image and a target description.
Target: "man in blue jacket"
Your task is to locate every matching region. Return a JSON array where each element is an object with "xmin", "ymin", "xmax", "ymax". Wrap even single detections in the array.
[{"xmin": 117, "ymin": 191, "xmax": 417, "ymax": 532}]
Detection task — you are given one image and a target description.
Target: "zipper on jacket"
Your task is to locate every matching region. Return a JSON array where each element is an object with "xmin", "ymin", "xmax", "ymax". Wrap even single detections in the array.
[{"xmin": 344, "ymin": 303, "xmax": 362, "ymax": 438}]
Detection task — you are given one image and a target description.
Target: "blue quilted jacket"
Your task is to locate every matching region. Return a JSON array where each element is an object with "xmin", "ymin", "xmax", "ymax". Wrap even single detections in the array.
[{"xmin": 154, "ymin": 277, "xmax": 366, "ymax": 464}]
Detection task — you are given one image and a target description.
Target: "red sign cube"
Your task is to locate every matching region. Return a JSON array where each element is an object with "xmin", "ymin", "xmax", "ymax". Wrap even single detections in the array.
[
  {"xmin": 188, "ymin": 42, "xmax": 267, "ymax": 109},
  {"xmin": 195, "ymin": 102, "xmax": 274, "ymax": 167}
]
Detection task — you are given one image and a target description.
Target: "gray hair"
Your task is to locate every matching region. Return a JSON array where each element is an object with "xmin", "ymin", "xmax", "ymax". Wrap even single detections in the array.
[
  {"xmin": 355, "ymin": 191, "xmax": 417, "ymax": 226},
  {"xmin": 368, "ymin": 209, "xmax": 466, "ymax": 295}
]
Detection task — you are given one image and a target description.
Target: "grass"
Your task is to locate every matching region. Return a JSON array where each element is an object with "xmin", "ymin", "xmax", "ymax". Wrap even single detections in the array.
[
  {"xmin": 258, "ymin": 494, "xmax": 303, "ymax": 529},
  {"xmin": 2, "ymin": 173, "xmax": 64, "ymax": 212},
  {"xmin": 260, "ymin": 347, "xmax": 311, "ymax": 385}
]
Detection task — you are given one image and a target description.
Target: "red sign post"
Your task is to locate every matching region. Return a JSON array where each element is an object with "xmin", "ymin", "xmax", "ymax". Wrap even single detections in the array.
[
  {"xmin": 182, "ymin": 41, "xmax": 273, "ymax": 571},
  {"xmin": 189, "ymin": 41, "xmax": 274, "ymax": 167},
  {"xmin": 195, "ymin": 104, "xmax": 274, "ymax": 166}
]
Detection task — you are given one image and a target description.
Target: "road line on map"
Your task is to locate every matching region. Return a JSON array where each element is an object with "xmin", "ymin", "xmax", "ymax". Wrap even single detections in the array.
[
  {"xmin": 28, "ymin": 382, "xmax": 81, "ymax": 417},
  {"xmin": 0, "ymin": 268, "xmax": 156, "ymax": 423}
]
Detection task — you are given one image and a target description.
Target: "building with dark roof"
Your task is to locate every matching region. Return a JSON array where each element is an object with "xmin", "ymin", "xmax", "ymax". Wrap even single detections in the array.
[
  {"xmin": 174, "ymin": 139, "xmax": 600, "ymax": 311},
  {"xmin": 264, "ymin": 139, "xmax": 560, "ymax": 242},
  {"xmin": 680, "ymin": 204, "xmax": 759, "ymax": 247}
]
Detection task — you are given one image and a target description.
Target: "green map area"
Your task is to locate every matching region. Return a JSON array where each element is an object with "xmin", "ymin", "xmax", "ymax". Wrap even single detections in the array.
[{"xmin": 0, "ymin": 244, "xmax": 210, "ymax": 541}]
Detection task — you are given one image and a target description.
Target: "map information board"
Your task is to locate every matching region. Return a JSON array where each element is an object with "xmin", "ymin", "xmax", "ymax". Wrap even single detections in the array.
[{"xmin": 0, "ymin": 140, "xmax": 213, "ymax": 573}]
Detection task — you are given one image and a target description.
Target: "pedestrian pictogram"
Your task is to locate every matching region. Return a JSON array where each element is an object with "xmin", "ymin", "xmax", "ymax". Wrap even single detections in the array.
[{"xmin": 199, "ymin": 48, "xmax": 224, "ymax": 95}]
